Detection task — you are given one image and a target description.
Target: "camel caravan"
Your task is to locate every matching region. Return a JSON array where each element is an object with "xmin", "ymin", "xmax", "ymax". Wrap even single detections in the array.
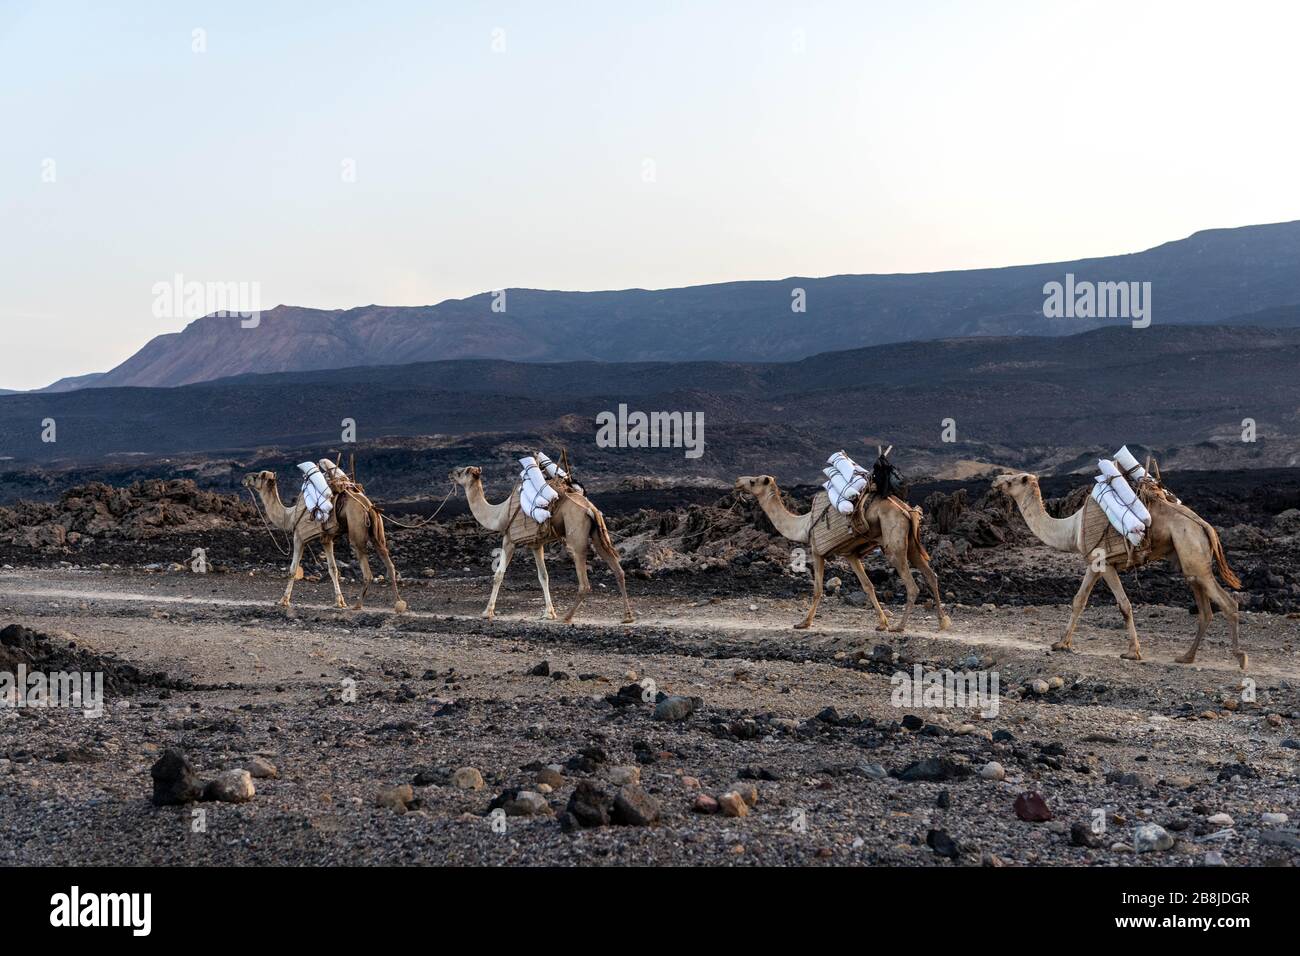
[{"xmin": 241, "ymin": 442, "xmax": 1248, "ymax": 669}]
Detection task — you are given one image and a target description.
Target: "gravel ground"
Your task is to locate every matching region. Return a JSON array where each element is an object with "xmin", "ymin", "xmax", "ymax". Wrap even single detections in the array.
[{"xmin": 1, "ymin": 566, "xmax": 1297, "ymax": 866}]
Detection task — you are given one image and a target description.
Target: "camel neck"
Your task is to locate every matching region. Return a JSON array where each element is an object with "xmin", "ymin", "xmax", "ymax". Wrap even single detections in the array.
[
  {"xmin": 1014, "ymin": 488, "xmax": 1079, "ymax": 552},
  {"xmin": 257, "ymin": 482, "xmax": 298, "ymax": 531},
  {"xmin": 466, "ymin": 479, "xmax": 510, "ymax": 533},
  {"xmin": 757, "ymin": 486, "xmax": 812, "ymax": 543}
]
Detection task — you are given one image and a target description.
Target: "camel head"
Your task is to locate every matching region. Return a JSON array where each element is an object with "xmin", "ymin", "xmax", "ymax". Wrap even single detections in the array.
[
  {"xmin": 734, "ymin": 475, "xmax": 777, "ymax": 497},
  {"xmin": 991, "ymin": 472, "xmax": 1038, "ymax": 501},
  {"xmin": 242, "ymin": 470, "xmax": 277, "ymax": 492},
  {"xmin": 448, "ymin": 466, "xmax": 482, "ymax": 487}
]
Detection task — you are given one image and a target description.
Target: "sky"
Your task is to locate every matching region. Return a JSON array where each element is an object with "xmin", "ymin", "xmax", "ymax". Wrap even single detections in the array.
[{"xmin": 3, "ymin": 0, "xmax": 1299, "ymax": 390}]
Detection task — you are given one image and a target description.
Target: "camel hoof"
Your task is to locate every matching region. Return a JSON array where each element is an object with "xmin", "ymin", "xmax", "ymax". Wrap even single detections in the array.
[
  {"xmin": 1236, "ymin": 652, "xmax": 1248, "ymax": 671},
  {"xmin": 278, "ymin": 598, "xmax": 291, "ymax": 608},
  {"xmin": 1121, "ymin": 651, "xmax": 1143, "ymax": 661},
  {"xmin": 622, "ymin": 615, "xmax": 635, "ymax": 624},
  {"xmin": 394, "ymin": 600, "xmax": 408, "ymax": 615},
  {"xmin": 1174, "ymin": 652, "xmax": 1196, "ymax": 665},
  {"xmin": 938, "ymin": 616, "xmax": 952, "ymax": 632},
  {"xmin": 481, "ymin": 610, "xmax": 495, "ymax": 620},
  {"xmin": 1051, "ymin": 641, "xmax": 1073, "ymax": 652},
  {"xmin": 888, "ymin": 624, "xmax": 906, "ymax": 634},
  {"xmin": 793, "ymin": 621, "xmax": 811, "ymax": 630}
]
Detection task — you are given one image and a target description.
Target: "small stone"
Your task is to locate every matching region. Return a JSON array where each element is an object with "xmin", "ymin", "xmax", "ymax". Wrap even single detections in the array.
[
  {"xmin": 1070, "ymin": 822, "xmax": 1103, "ymax": 848},
  {"xmin": 693, "ymin": 794, "xmax": 719, "ymax": 814},
  {"xmin": 611, "ymin": 784, "xmax": 660, "ymax": 826},
  {"xmin": 718, "ymin": 791, "xmax": 749, "ymax": 817},
  {"xmin": 204, "ymin": 769, "xmax": 256, "ymax": 804},
  {"xmin": 1207, "ymin": 812, "xmax": 1234, "ymax": 827},
  {"xmin": 1261, "ymin": 812, "xmax": 1289, "ymax": 825},
  {"xmin": 1028, "ymin": 679, "xmax": 1050, "ymax": 695},
  {"xmin": 529, "ymin": 660, "xmax": 550, "ymax": 676},
  {"xmin": 1204, "ymin": 851, "xmax": 1226, "ymax": 866},
  {"xmin": 605, "ymin": 765, "xmax": 641, "ymax": 786},
  {"xmin": 1013, "ymin": 791, "xmax": 1052, "ymax": 822},
  {"xmin": 565, "ymin": 780, "xmax": 613, "ymax": 829},
  {"xmin": 150, "ymin": 748, "xmax": 205, "ymax": 806},
  {"xmin": 503, "ymin": 790, "xmax": 551, "ymax": 816},
  {"xmin": 681, "ymin": 775, "xmax": 701, "ymax": 789},
  {"xmin": 1266, "ymin": 714, "xmax": 1283, "ymax": 727},
  {"xmin": 1134, "ymin": 823, "xmax": 1174, "ymax": 853},
  {"xmin": 451, "ymin": 767, "xmax": 484, "ymax": 790},
  {"xmin": 926, "ymin": 828, "xmax": 960, "ymax": 858},
  {"xmin": 375, "ymin": 784, "xmax": 414, "ymax": 812},
  {"xmin": 729, "ymin": 782, "xmax": 760, "ymax": 807},
  {"xmin": 246, "ymin": 757, "xmax": 279, "ymax": 779},
  {"xmin": 979, "ymin": 761, "xmax": 1005, "ymax": 781},
  {"xmin": 653, "ymin": 695, "xmax": 698, "ymax": 722},
  {"xmin": 536, "ymin": 767, "xmax": 564, "ymax": 788}
]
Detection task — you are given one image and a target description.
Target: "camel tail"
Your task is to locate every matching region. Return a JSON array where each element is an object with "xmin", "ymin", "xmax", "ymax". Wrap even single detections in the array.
[
  {"xmin": 1204, "ymin": 521, "xmax": 1242, "ymax": 590},
  {"xmin": 591, "ymin": 506, "xmax": 616, "ymax": 555},
  {"xmin": 903, "ymin": 501, "xmax": 929, "ymax": 562}
]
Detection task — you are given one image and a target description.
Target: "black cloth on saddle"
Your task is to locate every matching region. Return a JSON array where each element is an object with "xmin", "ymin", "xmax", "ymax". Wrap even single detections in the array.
[{"xmin": 871, "ymin": 455, "xmax": 908, "ymax": 501}]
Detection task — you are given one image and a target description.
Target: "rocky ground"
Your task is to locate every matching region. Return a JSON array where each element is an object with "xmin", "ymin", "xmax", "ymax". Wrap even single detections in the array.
[{"xmin": 0, "ymin": 473, "xmax": 1297, "ymax": 866}]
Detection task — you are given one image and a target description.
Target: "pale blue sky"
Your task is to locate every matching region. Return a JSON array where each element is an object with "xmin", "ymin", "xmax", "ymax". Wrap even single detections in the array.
[{"xmin": 3, "ymin": 0, "xmax": 1299, "ymax": 389}]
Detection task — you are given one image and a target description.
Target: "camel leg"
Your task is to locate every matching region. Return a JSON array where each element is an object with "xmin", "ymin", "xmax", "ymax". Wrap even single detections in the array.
[
  {"xmin": 484, "ymin": 538, "xmax": 515, "ymax": 620},
  {"xmin": 374, "ymin": 539, "xmax": 406, "ymax": 613},
  {"xmin": 1201, "ymin": 574, "xmax": 1245, "ymax": 670},
  {"xmin": 562, "ymin": 531, "xmax": 591, "ymax": 624},
  {"xmin": 322, "ymin": 538, "xmax": 348, "ymax": 610},
  {"xmin": 591, "ymin": 533, "xmax": 634, "ymax": 624},
  {"xmin": 1099, "ymin": 566, "xmax": 1142, "ymax": 661},
  {"xmin": 1175, "ymin": 576, "xmax": 1212, "ymax": 665},
  {"xmin": 846, "ymin": 554, "xmax": 890, "ymax": 630},
  {"xmin": 353, "ymin": 546, "xmax": 373, "ymax": 609},
  {"xmin": 795, "ymin": 553, "xmax": 825, "ymax": 629},
  {"xmin": 280, "ymin": 536, "xmax": 305, "ymax": 607},
  {"xmin": 910, "ymin": 544, "xmax": 951, "ymax": 631},
  {"xmin": 532, "ymin": 545, "xmax": 557, "ymax": 620},
  {"xmin": 886, "ymin": 546, "xmax": 918, "ymax": 634},
  {"xmin": 1054, "ymin": 566, "xmax": 1101, "ymax": 651}
]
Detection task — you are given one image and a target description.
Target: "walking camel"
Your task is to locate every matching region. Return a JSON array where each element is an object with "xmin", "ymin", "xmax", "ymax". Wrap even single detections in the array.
[
  {"xmin": 449, "ymin": 466, "xmax": 633, "ymax": 624},
  {"xmin": 991, "ymin": 473, "xmax": 1244, "ymax": 668},
  {"xmin": 734, "ymin": 475, "xmax": 950, "ymax": 633},
  {"xmin": 242, "ymin": 470, "xmax": 407, "ymax": 614}
]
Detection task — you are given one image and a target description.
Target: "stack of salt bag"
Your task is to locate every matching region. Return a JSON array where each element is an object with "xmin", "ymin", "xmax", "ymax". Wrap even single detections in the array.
[
  {"xmin": 1092, "ymin": 456, "xmax": 1151, "ymax": 547},
  {"xmin": 297, "ymin": 462, "xmax": 334, "ymax": 522},
  {"xmin": 822, "ymin": 451, "xmax": 869, "ymax": 515},
  {"xmin": 519, "ymin": 456, "xmax": 559, "ymax": 523}
]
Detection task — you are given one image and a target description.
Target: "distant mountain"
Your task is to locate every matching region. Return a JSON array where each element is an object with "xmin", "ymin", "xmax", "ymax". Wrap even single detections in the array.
[
  {"xmin": 46, "ymin": 220, "xmax": 1300, "ymax": 390},
  {"xmin": 4, "ymin": 325, "xmax": 1298, "ymax": 482}
]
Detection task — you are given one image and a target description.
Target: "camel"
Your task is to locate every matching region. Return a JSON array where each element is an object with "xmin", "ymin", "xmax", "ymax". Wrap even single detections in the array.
[
  {"xmin": 449, "ymin": 466, "xmax": 633, "ymax": 624},
  {"xmin": 242, "ymin": 470, "xmax": 407, "ymax": 614},
  {"xmin": 734, "ymin": 475, "xmax": 950, "ymax": 633},
  {"xmin": 991, "ymin": 473, "xmax": 1244, "ymax": 668}
]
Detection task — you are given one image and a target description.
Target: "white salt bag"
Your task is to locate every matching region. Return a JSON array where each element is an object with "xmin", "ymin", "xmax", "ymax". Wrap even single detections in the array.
[
  {"xmin": 1097, "ymin": 459, "xmax": 1151, "ymax": 525},
  {"xmin": 297, "ymin": 462, "xmax": 333, "ymax": 522},
  {"xmin": 537, "ymin": 453, "xmax": 568, "ymax": 480},
  {"xmin": 828, "ymin": 451, "xmax": 867, "ymax": 485},
  {"xmin": 1113, "ymin": 446, "xmax": 1147, "ymax": 481}
]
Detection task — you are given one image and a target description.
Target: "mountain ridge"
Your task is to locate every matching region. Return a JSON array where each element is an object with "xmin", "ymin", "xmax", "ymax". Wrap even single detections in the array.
[{"xmin": 21, "ymin": 219, "xmax": 1300, "ymax": 392}]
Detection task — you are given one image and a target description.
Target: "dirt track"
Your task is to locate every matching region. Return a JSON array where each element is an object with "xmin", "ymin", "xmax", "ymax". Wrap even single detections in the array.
[{"xmin": 1, "ymin": 566, "xmax": 1296, "ymax": 866}]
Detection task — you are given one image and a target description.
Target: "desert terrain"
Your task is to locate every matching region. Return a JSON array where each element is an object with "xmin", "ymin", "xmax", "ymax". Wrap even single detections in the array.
[{"xmin": 1, "ymin": 470, "xmax": 1296, "ymax": 866}]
